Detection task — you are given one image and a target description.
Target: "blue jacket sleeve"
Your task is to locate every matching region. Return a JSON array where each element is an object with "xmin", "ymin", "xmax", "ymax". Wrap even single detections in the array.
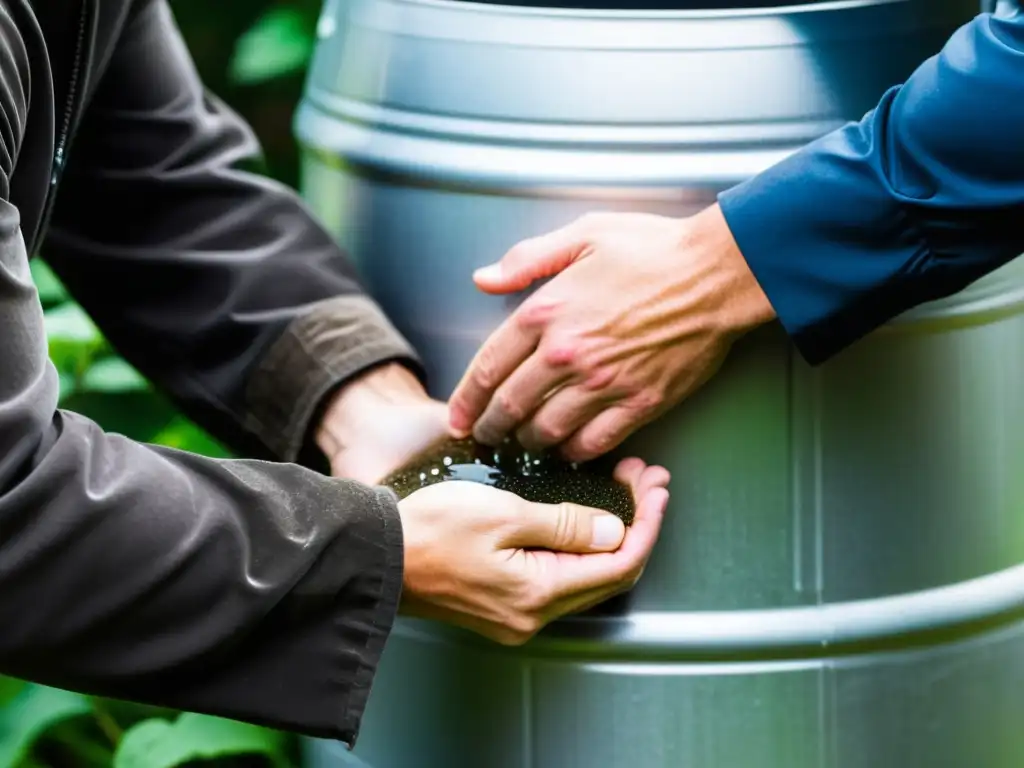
[{"xmin": 717, "ymin": 10, "xmax": 1024, "ymax": 365}]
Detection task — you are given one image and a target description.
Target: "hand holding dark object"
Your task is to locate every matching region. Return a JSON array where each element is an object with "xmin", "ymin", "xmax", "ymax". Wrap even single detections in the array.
[
  {"xmin": 394, "ymin": 457, "xmax": 669, "ymax": 646},
  {"xmin": 448, "ymin": 205, "xmax": 776, "ymax": 462},
  {"xmin": 322, "ymin": 366, "xmax": 669, "ymax": 645}
]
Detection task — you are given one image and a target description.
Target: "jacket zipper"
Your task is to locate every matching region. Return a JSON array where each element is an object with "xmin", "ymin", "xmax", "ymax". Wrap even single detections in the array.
[
  {"xmin": 34, "ymin": 0, "xmax": 89, "ymax": 250},
  {"xmin": 51, "ymin": 1, "xmax": 88, "ymax": 188}
]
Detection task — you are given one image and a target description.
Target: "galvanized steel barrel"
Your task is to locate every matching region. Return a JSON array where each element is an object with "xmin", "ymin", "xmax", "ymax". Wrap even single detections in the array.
[{"xmin": 296, "ymin": 1, "xmax": 1024, "ymax": 765}]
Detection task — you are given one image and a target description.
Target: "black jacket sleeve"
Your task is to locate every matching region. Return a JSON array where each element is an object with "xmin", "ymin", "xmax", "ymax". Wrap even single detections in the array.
[
  {"xmin": 44, "ymin": 0, "xmax": 424, "ymax": 465},
  {"xmin": 0, "ymin": 1, "xmax": 402, "ymax": 746}
]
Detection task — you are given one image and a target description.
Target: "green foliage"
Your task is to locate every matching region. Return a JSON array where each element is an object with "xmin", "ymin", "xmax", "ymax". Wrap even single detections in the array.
[
  {"xmin": 230, "ymin": 6, "xmax": 316, "ymax": 86},
  {"xmin": 0, "ymin": 685, "xmax": 291, "ymax": 768},
  {"xmin": 0, "ymin": 686, "xmax": 92, "ymax": 768},
  {"xmin": 114, "ymin": 714, "xmax": 289, "ymax": 768},
  {"xmin": 0, "ymin": 1, "xmax": 321, "ymax": 765}
]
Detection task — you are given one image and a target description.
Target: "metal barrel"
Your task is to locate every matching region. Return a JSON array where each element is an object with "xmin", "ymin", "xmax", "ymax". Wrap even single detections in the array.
[{"xmin": 296, "ymin": 1, "xmax": 1024, "ymax": 765}]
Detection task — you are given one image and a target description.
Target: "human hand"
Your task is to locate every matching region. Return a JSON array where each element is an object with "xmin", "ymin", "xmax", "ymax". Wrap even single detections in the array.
[
  {"xmin": 448, "ymin": 204, "xmax": 776, "ymax": 462},
  {"xmin": 317, "ymin": 362, "xmax": 449, "ymax": 485},
  {"xmin": 396, "ymin": 457, "xmax": 669, "ymax": 645}
]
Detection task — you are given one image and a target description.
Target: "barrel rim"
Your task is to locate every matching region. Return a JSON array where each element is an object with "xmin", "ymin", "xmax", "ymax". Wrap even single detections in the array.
[
  {"xmin": 296, "ymin": 109, "xmax": 1024, "ymax": 327},
  {"xmin": 390, "ymin": 560, "xmax": 1024, "ymax": 660},
  {"xmin": 379, "ymin": 0, "xmax": 942, "ymax": 22}
]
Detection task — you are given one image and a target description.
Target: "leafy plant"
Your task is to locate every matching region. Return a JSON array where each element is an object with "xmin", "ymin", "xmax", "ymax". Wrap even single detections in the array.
[
  {"xmin": 0, "ymin": 685, "xmax": 92, "ymax": 768},
  {"xmin": 0, "ymin": 2, "xmax": 322, "ymax": 765},
  {"xmin": 229, "ymin": 6, "xmax": 317, "ymax": 86},
  {"xmin": 114, "ymin": 714, "xmax": 290, "ymax": 768}
]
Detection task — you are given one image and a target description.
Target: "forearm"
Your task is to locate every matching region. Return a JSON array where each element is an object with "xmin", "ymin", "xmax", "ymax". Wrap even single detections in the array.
[
  {"xmin": 46, "ymin": 156, "xmax": 424, "ymax": 465},
  {"xmin": 1, "ymin": 405, "xmax": 402, "ymax": 743},
  {"xmin": 2, "ymin": 237, "xmax": 400, "ymax": 742},
  {"xmin": 0, "ymin": 4, "xmax": 400, "ymax": 743},
  {"xmin": 718, "ymin": 11, "xmax": 1024, "ymax": 364},
  {"xmin": 43, "ymin": 0, "xmax": 424, "ymax": 465}
]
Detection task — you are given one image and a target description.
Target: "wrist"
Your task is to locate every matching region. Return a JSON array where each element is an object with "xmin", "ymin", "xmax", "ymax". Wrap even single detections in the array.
[
  {"xmin": 686, "ymin": 203, "xmax": 777, "ymax": 336},
  {"xmin": 316, "ymin": 362, "xmax": 429, "ymax": 462}
]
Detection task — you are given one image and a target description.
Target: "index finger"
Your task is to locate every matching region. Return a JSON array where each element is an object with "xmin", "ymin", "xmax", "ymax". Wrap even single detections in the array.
[{"xmin": 449, "ymin": 314, "xmax": 539, "ymax": 437}]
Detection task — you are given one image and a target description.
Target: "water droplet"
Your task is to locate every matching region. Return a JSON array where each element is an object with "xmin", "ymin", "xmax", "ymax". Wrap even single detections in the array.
[{"xmin": 443, "ymin": 456, "xmax": 452, "ymax": 466}]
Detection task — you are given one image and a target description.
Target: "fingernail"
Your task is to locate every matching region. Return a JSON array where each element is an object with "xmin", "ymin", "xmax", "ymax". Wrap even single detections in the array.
[
  {"xmin": 474, "ymin": 264, "xmax": 502, "ymax": 282},
  {"xmin": 448, "ymin": 403, "xmax": 470, "ymax": 430},
  {"xmin": 591, "ymin": 514, "xmax": 625, "ymax": 550}
]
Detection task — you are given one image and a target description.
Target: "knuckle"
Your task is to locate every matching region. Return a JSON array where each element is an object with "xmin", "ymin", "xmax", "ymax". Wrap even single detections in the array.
[
  {"xmin": 576, "ymin": 429, "xmax": 616, "ymax": 458},
  {"xmin": 570, "ymin": 341, "xmax": 602, "ymax": 376},
  {"xmin": 553, "ymin": 502, "xmax": 582, "ymax": 548},
  {"xmin": 542, "ymin": 341, "xmax": 577, "ymax": 368},
  {"xmin": 542, "ymin": 333, "xmax": 593, "ymax": 373},
  {"xmin": 582, "ymin": 365, "xmax": 616, "ymax": 392},
  {"xmin": 534, "ymin": 419, "xmax": 571, "ymax": 446},
  {"xmin": 472, "ymin": 349, "xmax": 500, "ymax": 391},
  {"xmin": 513, "ymin": 309, "xmax": 536, "ymax": 333},
  {"xmin": 495, "ymin": 390, "xmax": 527, "ymax": 423},
  {"xmin": 516, "ymin": 297, "xmax": 560, "ymax": 330},
  {"xmin": 507, "ymin": 611, "xmax": 542, "ymax": 640},
  {"xmin": 627, "ymin": 387, "xmax": 665, "ymax": 413}
]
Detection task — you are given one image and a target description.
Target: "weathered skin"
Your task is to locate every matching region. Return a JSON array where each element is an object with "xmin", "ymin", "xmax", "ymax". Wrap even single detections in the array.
[{"xmin": 381, "ymin": 437, "xmax": 636, "ymax": 525}]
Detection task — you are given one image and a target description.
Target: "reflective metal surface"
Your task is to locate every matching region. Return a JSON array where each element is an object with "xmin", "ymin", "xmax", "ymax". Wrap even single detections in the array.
[{"xmin": 296, "ymin": 1, "xmax": 1024, "ymax": 765}]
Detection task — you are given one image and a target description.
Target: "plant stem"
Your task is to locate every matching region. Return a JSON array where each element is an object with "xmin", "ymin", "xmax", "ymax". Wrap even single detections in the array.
[{"xmin": 90, "ymin": 699, "xmax": 123, "ymax": 746}]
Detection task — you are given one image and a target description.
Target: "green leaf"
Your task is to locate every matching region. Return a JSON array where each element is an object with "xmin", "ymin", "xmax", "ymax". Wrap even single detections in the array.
[
  {"xmin": 44, "ymin": 718, "xmax": 115, "ymax": 768},
  {"xmin": 0, "ymin": 677, "xmax": 25, "ymax": 708},
  {"xmin": 42, "ymin": 303, "xmax": 100, "ymax": 344},
  {"xmin": 45, "ymin": 303, "xmax": 106, "ymax": 386},
  {"xmin": 60, "ymin": 390, "xmax": 178, "ymax": 444},
  {"xmin": 80, "ymin": 357, "xmax": 149, "ymax": 394},
  {"xmin": 229, "ymin": 6, "xmax": 314, "ymax": 85},
  {"xmin": 30, "ymin": 260, "xmax": 68, "ymax": 306},
  {"xmin": 150, "ymin": 417, "xmax": 231, "ymax": 458},
  {"xmin": 0, "ymin": 685, "xmax": 91, "ymax": 768},
  {"xmin": 113, "ymin": 713, "xmax": 289, "ymax": 768},
  {"xmin": 57, "ymin": 369, "xmax": 78, "ymax": 402}
]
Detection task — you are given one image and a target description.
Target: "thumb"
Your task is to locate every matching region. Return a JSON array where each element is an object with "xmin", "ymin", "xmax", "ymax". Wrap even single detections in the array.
[
  {"xmin": 504, "ymin": 500, "xmax": 626, "ymax": 553},
  {"xmin": 473, "ymin": 227, "xmax": 587, "ymax": 294}
]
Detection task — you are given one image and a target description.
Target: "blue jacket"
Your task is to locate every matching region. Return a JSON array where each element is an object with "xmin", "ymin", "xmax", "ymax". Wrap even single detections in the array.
[{"xmin": 718, "ymin": 10, "xmax": 1024, "ymax": 365}]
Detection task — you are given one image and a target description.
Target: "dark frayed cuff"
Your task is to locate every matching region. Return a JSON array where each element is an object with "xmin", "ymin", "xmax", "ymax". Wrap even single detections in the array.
[{"xmin": 244, "ymin": 296, "xmax": 424, "ymax": 463}]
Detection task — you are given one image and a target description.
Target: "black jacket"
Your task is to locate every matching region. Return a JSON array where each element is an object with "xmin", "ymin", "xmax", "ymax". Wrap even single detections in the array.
[{"xmin": 0, "ymin": 0, "xmax": 422, "ymax": 746}]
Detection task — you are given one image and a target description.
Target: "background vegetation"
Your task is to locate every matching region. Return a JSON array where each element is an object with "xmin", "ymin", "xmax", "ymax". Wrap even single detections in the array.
[{"xmin": 1, "ymin": 1, "xmax": 324, "ymax": 765}]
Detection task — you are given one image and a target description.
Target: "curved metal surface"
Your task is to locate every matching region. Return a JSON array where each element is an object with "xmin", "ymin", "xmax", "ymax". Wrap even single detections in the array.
[
  {"xmin": 296, "ymin": 0, "xmax": 1024, "ymax": 765},
  {"xmin": 458, "ymin": 1, "xmax": 843, "ymax": 10},
  {"xmin": 386, "ymin": 557, "xmax": 1024, "ymax": 658},
  {"xmin": 981, "ymin": 0, "xmax": 1023, "ymax": 13}
]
